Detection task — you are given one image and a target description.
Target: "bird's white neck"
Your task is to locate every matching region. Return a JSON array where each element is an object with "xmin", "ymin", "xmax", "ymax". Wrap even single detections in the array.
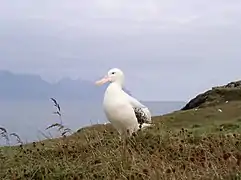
[
  {"xmin": 105, "ymin": 82, "xmax": 123, "ymax": 96},
  {"xmin": 108, "ymin": 82, "xmax": 122, "ymax": 90}
]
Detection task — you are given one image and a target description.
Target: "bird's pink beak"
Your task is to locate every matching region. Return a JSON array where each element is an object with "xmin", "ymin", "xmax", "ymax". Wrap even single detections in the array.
[{"xmin": 95, "ymin": 76, "xmax": 111, "ymax": 86}]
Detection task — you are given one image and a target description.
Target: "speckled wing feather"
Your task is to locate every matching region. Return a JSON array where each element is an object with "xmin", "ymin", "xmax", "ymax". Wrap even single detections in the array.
[
  {"xmin": 122, "ymin": 90, "xmax": 152, "ymax": 129},
  {"xmin": 133, "ymin": 107, "xmax": 149, "ymax": 125}
]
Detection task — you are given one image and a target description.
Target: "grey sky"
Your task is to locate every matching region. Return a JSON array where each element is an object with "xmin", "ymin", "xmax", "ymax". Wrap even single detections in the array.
[{"xmin": 0, "ymin": 0, "xmax": 241, "ymax": 101}]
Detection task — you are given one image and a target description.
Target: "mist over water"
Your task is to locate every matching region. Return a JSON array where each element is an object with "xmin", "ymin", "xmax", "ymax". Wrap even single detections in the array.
[{"xmin": 0, "ymin": 100, "xmax": 185, "ymax": 146}]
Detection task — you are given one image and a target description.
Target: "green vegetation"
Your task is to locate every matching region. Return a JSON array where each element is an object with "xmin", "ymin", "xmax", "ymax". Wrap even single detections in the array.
[
  {"xmin": 182, "ymin": 86, "xmax": 241, "ymax": 110},
  {"xmin": 2, "ymin": 84, "xmax": 241, "ymax": 179}
]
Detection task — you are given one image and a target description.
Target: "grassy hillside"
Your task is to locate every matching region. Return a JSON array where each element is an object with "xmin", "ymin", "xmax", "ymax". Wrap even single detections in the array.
[
  {"xmin": 181, "ymin": 81, "xmax": 241, "ymax": 110},
  {"xmin": 2, "ymin": 84, "xmax": 241, "ymax": 179}
]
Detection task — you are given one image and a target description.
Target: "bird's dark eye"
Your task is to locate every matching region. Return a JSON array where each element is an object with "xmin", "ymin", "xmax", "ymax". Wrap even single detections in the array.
[{"xmin": 111, "ymin": 72, "xmax": 115, "ymax": 75}]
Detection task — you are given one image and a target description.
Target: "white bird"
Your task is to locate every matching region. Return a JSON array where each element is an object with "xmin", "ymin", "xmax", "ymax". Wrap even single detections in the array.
[
  {"xmin": 95, "ymin": 68, "xmax": 152, "ymax": 138},
  {"xmin": 218, "ymin": 108, "xmax": 222, "ymax": 112}
]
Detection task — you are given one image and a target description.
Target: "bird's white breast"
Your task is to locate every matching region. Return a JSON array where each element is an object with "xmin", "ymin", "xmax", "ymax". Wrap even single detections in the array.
[{"xmin": 103, "ymin": 83, "xmax": 138, "ymax": 128}]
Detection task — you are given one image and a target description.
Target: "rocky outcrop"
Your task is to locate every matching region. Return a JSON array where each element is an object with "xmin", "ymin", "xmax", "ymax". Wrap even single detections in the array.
[
  {"xmin": 181, "ymin": 81, "xmax": 241, "ymax": 110},
  {"xmin": 212, "ymin": 81, "xmax": 241, "ymax": 89}
]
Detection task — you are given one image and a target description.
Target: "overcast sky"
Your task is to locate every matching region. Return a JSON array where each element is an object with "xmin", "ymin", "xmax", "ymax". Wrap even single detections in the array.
[{"xmin": 0, "ymin": 0, "xmax": 241, "ymax": 101}]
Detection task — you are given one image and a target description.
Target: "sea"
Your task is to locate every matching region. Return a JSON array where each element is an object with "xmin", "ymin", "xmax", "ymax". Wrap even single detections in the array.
[{"xmin": 0, "ymin": 100, "xmax": 185, "ymax": 146}]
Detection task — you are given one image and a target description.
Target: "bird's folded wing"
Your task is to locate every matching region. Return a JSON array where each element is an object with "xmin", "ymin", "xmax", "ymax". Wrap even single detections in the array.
[
  {"xmin": 125, "ymin": 93, "xmax": 152, "ymax": 122},
  {"xmin": 126, "ymin": 95, "xmax": 146, "ymax": 108},
  {"xmin": 141, "ymin": 107, "xmax": 152, "ymax": 123}
]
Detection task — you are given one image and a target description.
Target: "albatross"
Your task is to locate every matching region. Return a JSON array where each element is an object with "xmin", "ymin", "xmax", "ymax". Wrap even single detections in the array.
[{"xmin": 95, "ymin": 68, "xmax": 152, "ymax": 137}]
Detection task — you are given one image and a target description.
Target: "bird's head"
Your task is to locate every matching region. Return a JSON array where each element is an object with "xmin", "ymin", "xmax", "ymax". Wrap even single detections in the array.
[{"xmin": 95, "ymin": 68, "xmax": 125, "ymax": 87}]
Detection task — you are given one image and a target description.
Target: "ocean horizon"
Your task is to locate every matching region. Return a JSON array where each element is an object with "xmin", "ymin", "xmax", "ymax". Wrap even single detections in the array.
[{"xmin": 0, "ymin": 100, "xmax": 185, "ymax": 146}]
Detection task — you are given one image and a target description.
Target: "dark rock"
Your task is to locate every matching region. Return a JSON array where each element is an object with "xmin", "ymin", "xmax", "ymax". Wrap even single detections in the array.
[
  {"xmin": 212, "ymin": 81, "xmax": 241, "ymax": 89},
  {"xmin": 181, "ymin": 80, "xmax": 241, "ymax": 110}
]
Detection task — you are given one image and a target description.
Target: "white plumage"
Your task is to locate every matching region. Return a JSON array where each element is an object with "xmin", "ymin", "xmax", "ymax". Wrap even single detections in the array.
[{"xmin": 95, "ymin": 68, "xmax": 152, "ymax": 137}]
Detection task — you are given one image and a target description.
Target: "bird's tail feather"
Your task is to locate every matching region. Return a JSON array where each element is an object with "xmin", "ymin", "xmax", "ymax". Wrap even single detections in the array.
[{"xmin": 139, "ymin": 123, "xmax": 153, "ymax": 130}]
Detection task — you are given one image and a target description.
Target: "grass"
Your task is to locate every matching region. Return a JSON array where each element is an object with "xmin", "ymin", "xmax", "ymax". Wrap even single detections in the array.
[{"xmin": 2, "ymin": 96, "xmax": 241, "ymax": 179}]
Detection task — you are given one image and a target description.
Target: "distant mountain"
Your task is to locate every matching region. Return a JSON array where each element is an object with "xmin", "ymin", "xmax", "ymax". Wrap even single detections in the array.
[
  {"xmin": 0, "ymin": 70, "xmax": 103, "ymax": 101},
  {"xmin": 0, "ymin": 70, "xmax": 134, "ymax": 101}
]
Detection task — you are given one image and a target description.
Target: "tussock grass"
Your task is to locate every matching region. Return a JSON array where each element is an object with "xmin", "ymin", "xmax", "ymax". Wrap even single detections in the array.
[{"xmin": 1, "ymin": 99, "xmax": 241, "ymax": 179}]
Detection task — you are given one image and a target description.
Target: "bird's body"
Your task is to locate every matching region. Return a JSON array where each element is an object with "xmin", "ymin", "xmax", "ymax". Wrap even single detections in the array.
[
  {"xmin": 96, "ymin": 68, "xmax": 152, "ymax": 137},
  {"xmin": 103, "ymin": 83, "xmax": 140, "ymax": 136}
]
